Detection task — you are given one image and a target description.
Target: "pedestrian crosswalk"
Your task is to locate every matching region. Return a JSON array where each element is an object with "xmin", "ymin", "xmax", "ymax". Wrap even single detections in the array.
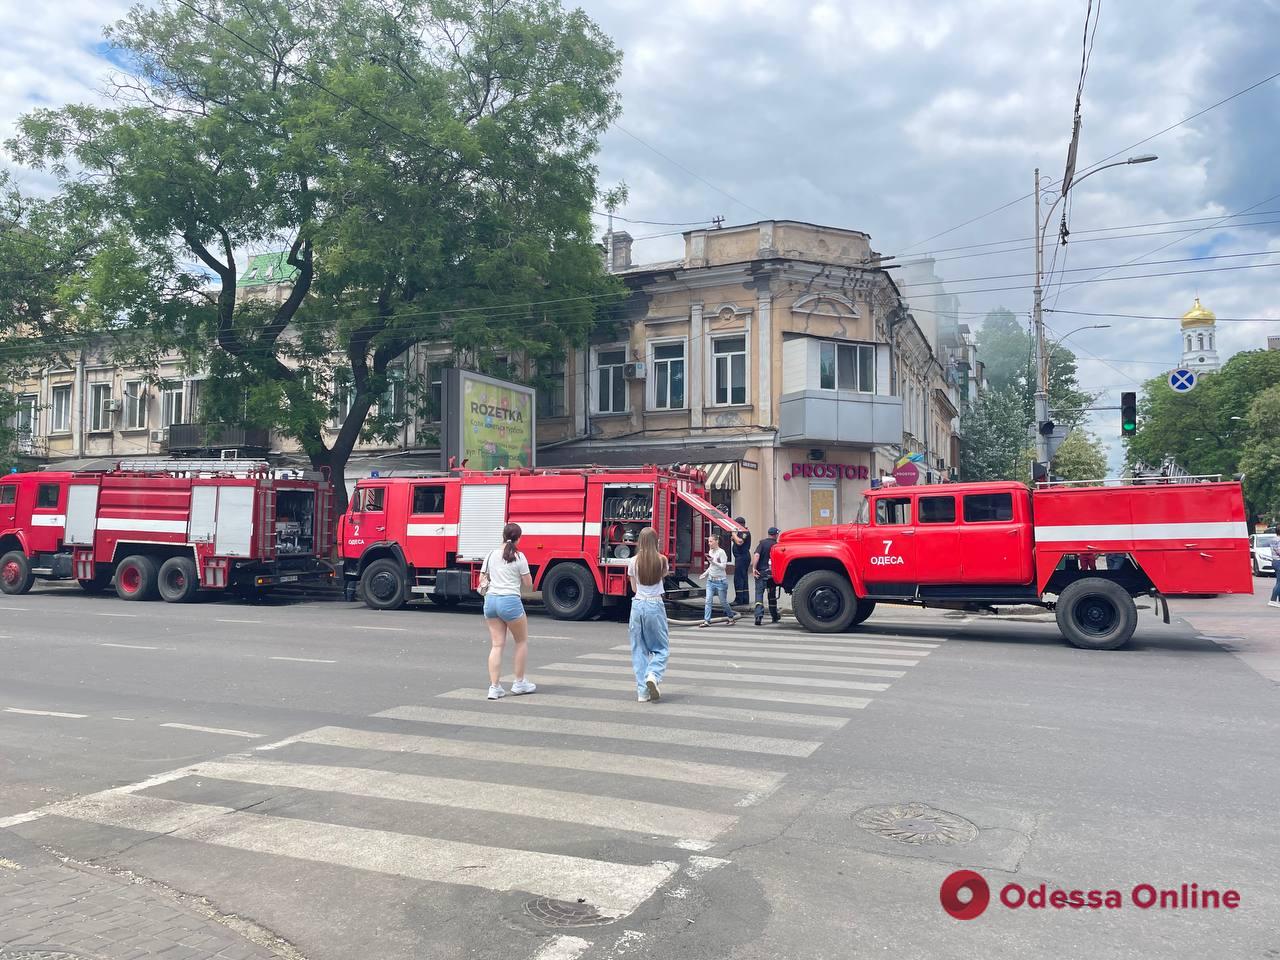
[{"xmin": 7, "ymin": 620, "xmax": 946, "ymax": 957}]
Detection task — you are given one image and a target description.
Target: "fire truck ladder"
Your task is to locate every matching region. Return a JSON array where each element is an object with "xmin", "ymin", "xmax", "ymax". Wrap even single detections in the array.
[{"xmin": 115, "ymin": 458, "xmax": 273, "ymax": 478}]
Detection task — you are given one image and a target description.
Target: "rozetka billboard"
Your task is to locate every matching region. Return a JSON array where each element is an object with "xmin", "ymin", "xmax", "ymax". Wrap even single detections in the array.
[{"xmin": 440, "ymin": 368, "xmax": 536, "ymax": 470}]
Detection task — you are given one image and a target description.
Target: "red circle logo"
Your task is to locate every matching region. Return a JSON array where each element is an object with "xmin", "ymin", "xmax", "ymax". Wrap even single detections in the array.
[{"xmin": 940, "ymin": 869, "xmax": 990, "ymax": 920}]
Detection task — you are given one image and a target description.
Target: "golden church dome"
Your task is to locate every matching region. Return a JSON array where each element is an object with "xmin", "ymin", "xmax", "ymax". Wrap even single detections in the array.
[{"xmin": 1181, "ymin": 298, "xmax": 1216, "ymax": 328}]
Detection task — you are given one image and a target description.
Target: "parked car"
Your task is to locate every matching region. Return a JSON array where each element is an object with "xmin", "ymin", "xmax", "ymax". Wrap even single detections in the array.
[{"xmin": 1249, "ymin": 534, "xmax": 1277, "ymax": 576}]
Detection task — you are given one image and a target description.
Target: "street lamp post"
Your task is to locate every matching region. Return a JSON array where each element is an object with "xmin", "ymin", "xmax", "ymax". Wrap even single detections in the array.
[{"xmin": 1032, "ymin": 154, "xmax": 1157, "ymax": 475}]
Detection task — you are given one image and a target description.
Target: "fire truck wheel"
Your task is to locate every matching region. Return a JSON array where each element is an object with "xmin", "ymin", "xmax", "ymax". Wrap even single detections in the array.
[
  {"xmin": 158, "ymin": 557, "xmax": 200, "ymax": 603},
  {"xmin": 850, "ymin": 598, "xmax": 876, "ymax": 626},
  {"xmin": 115, "ymin": 555, "xmax": 159, "ymax": 601},
  {"xmin": 1055, "ymin": 577, "xmax": 1137, "ymax": 650},
  {"xmin": 541, "ymin": 563, "xmax": 601, "ymax": 621},
  {"xmin": 361, "ymin": 558, "xmax": 408, "ymax": 610},
  {"xmin": 0, "ymin": 551, "xmax": 34, "ymax": 595},
  {"xmin": 793, "ymin": 570, "xmax": 857, "ymax": 633}
]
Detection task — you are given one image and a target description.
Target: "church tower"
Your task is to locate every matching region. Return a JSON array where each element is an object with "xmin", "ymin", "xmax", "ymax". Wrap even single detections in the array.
[{"xmin": 1180, "ymin": 298, "xmax": 1220, "ymax": 373}]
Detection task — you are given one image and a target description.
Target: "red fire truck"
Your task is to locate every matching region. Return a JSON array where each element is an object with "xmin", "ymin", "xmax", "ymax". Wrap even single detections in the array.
[
  {"xmin": 769, "ymin": 478, "xmax": 1252, "ymax": 649},
  {"xmin": 338, "ymin": 465, "xmax": 745, "ymax": 619},
  {"xmin": 0, "ymin": 460, "xmax": 334, "ymax": 601}
]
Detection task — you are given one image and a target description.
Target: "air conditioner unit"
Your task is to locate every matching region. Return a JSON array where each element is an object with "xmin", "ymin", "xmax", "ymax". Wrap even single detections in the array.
[
  {"xmin": 150, "ymin": 429, "xmax": 168, "ymax": 444},
  {"xmin": 102, "ymin": 399, "xmax": 121, "ymax": 412},
  {"xmin": 220, "ymin": 448, "xmax": 240, "ymax": 460},
  {"xmin": 623, "ymin": 361, "xmax": 646, "ymax": 380}
]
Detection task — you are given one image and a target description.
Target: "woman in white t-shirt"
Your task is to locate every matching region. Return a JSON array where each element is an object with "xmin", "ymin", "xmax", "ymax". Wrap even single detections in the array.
[
  {"xmin": 481, "ymin": 523, "xmax": 535, "ymax": 700},
  {"xmin": 627, "ymin": 527, "xmax": 670, "ymax": 702}
]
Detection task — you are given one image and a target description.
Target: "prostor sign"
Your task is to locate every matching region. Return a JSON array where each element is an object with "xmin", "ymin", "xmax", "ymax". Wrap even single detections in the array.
[{"xmin": 783, "ymin": 463, "xmax": 870, "ymax": 481}]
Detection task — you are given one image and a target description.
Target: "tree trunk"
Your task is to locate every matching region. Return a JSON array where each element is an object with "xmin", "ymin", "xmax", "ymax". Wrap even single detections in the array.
[{"xmin": 309, "ymin": 447, "xmax": 351, "ymax": 518}]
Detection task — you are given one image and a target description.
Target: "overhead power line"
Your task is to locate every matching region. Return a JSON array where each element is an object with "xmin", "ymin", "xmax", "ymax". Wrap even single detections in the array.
[
  {"xmin": 1046, "ymin": 308, "xmax": 1280, "ymax": 323},
  {"xmin": 613, "ymin": 124, "xmax": 768, "ymax": 219}
]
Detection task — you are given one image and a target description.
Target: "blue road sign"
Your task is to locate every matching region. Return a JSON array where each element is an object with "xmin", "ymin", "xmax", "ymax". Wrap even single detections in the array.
[{"xmin": 1168, "ymin": 368, "xmax": 1197, "ymax": 393}]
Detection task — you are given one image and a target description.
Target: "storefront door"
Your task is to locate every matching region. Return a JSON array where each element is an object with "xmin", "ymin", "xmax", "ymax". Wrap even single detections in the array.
[{"xmin": 809, "ymin": 485, "xmax": 836, "ymax": 526}]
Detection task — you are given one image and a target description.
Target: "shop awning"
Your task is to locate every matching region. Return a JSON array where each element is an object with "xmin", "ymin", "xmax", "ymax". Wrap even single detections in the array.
[
  {"xmin": 689, "ymin": 460, "xmax": 741, "ymax": 490},
  {"xmin": 676, "ymin": 489, "xmax": 748, "ymax": 533}
]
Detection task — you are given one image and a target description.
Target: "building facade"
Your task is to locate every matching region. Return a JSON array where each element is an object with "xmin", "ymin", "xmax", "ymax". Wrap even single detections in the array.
[{"xmin": 9, "ymin": 222, "xmax": 965, "ymax": 535}]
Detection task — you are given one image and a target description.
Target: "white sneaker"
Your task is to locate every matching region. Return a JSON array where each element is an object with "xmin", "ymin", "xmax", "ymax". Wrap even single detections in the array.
[
  {"xmin": 1269, "ymin": 600, "xmax": 1280, "ymax": 608},
  {"xmin": 637, "ymin": 692, "xmax": 651, "ymax": 702},
  {"xmin": 644, "ymin": 674, "xmax": 661, "ymax": 702},
  {"xmin": 487, "ymin": 684, "xmax": 507, "ymax": 700},
  {"xmin": 511, "ymin": 679, "xmax": 537, "ymax": 695}
]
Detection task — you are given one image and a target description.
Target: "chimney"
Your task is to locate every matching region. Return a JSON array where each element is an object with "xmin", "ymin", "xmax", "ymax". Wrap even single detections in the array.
[{"xmin": 606, "ymin": 231, "xmax": 633, "ymax": 272}]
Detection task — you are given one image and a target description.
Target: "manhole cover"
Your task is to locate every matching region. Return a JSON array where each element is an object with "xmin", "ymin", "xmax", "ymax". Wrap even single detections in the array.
[
  {"xmin": 854, "ymin": 803, "xmax": 978, "ymax": 845},
  {"xmin": 1, "ymin": 950, "xmax": 98, "ymax": 960},
  {"xmin": 523, "ymin": 896, "xmax": 612, "ymax": 928}
]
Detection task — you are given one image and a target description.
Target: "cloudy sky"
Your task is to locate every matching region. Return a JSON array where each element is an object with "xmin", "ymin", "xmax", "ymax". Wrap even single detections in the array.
[{"xmin": 5, "ymin": 0, "xmax": 1279, "ymax": 464}]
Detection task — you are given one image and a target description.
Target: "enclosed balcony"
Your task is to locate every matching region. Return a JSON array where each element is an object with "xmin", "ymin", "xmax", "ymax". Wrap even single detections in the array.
[{"xmin": 778, "ymin": 336, "xmax": 903, "ymax": 446}]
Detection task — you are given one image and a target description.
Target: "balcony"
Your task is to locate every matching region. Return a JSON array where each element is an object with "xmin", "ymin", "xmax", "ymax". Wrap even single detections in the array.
[
  {"xmin": 166, "ymin": 423, "xmax": 271, "ymax": 454},
  {"xmin": 778, "ymin": 390, "xmax": 903, "ymax": 446}
]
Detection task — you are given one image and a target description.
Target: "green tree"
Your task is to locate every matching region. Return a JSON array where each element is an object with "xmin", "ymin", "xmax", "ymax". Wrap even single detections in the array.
[
  {"xmin": 1239, "ymin": 385, "xmax": 1280, "ymax": 526},
  {"xmin": 959, "ymin": 384, "xmax": 1031, "ymax": 481},
  {"xmin": 8, "ymin": 0, "xmax": 623, "ymax": 509},
  {"xmin": 1051, "ymin": 429, "xmax": 1108, "ymax": 483},
  {"xmin": 975, "ymin": 307, "xmax": 1094, "ymax": 430}
]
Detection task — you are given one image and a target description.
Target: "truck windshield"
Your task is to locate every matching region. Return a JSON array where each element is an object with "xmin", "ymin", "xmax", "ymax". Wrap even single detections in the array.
[{"xmin": 855, "ymin": 497, "xmax": 870, "ymax": 525}]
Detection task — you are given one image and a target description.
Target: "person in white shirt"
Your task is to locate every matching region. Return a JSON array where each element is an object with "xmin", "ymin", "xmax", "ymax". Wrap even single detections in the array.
[
  {"xmin": 701, "ymin": 533, "xmax": 737, "ymax": 627},
  {"xmin": 481, "ymin": 523, "xmax": 535, "ymax": 700}
]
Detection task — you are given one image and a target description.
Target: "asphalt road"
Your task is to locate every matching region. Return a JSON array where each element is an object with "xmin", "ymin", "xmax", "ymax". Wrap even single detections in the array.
[{"xmin": 1, "ymin": 578, "xmax": 1277, "ymax": 960}]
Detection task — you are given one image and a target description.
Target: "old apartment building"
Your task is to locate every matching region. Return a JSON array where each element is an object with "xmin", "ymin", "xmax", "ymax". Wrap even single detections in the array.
[{"xmin": 9, "ymin": 221, "xmax": 968, "ymax": 533}]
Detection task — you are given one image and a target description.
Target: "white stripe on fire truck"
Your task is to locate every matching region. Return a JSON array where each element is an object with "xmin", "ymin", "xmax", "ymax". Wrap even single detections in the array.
[
  {"xmin": 30, "ymin": 793, "xmax": 677, "ymax": 919},
  {"xmin": 29, "ymin": 514, "xmax": 66, "ymax": 527},
  {"xmin": 516, "ymin": 522, "xmax": 589, "ymax": 536},
  {"xmin": 405, "ymin": 523, "xmax": 459, "ymax": 537},
  {"xmin": 375, "ymin": 705, "xmax": 821, "ymax": 757},
  {"xmin": 267, "ymin": 725, "xmax": 784, "ymax": 792},
  {"xmin": 184, "ymin": 757, "xmax": 736, "ymax": 841},
  {"xmin": 1034, "ymin": 521, "xmax": 1250, "ymax": 543},
  {"xmin": 95, "ymin": 517, "xmax": 190, "ymax": 534}
]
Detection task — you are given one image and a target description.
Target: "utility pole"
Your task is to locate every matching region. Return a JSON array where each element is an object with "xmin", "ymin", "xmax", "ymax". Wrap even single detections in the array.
[{"xmin": 1032, "ymin": 167, "xmax": 1049, "ymax": 474}]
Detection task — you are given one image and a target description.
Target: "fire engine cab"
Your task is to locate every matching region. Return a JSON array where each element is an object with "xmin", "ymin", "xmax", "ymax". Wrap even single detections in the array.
[
  {"xmin": 339, "ymin": 465, "xmax": 745, "ymax": 619},
  {"xmin": 769, "ymin": 478, "xmax": 1252, "ymax": 649},
  {"xmin": 0, "ymin": 460, "xmax": 334, "ymax": 601}
]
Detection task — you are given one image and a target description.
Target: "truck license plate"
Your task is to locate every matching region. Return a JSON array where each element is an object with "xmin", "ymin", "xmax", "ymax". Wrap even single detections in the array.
[{"xmin": 279, "ymin": 575, "xmax": 298, "ymax": 583}]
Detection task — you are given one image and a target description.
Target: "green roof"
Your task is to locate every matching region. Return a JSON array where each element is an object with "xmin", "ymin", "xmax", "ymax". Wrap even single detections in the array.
[{"xmin": 240, "ymin": 251, "xmax": 299, "ymax": 287}]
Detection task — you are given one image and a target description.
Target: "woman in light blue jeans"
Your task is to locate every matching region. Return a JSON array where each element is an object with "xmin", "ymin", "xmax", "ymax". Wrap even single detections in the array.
[{"xmin": 628, "ymin": 527, "xmax": 670, "ymax": 702}]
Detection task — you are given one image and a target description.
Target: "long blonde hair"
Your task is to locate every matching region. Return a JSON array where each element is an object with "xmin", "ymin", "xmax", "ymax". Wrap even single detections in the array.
[{"xmin": 633, "ymin": 526, "xmax": 667, "ymax": 586}]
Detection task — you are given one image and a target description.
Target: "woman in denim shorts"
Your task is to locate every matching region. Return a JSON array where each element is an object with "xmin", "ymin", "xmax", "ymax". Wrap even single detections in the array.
[{"xmin": 482, "ymin": 523, "xmax": 536, "ymax": 700}]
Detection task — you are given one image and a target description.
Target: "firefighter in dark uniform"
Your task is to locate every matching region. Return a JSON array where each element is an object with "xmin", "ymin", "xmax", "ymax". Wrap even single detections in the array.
[
  {"xmin": 751, "ymin": 526, "xmax": 781, "ymax": 625},
  {"xmin": 731, "ymin": 518, "xmax": 752, "ymax": 607}
]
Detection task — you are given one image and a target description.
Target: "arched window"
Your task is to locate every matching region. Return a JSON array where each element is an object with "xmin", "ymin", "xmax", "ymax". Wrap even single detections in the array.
[
  {"xmin": 1208, "ymin": 333, "xmax": 1214, "ymax": 350},
  {"xmin": 1197, "ymin": 333, "xmax": 1204, "ymax": 350},
  {"xmin": 1186, "ymin": 335, "xmax": 1192, "ymax": 352}
]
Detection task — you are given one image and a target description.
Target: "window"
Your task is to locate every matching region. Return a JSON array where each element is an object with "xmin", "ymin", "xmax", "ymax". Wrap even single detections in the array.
[
  {"xmin": 411, "ymin": 484, "xmax": 446, "ymax": 514},
  {"xmin": 918, "ymin": 496, "xmax": 956, "ymax": 524},
  {"xmin": 818, "ymin": 341, "xmax": 875, "ymax": 392},
  {"xmin": 537, "ymin": 358, "xmax": 566, "ymax": 418},
  {"xmin": 89, "ymin": 383, "xmax": 113, "ymax": 432},
  {"xmin": 594, "ymin": 347, "xmax": 627, "ymax": 414},
  {"xmin": 713, "ymin": 336, "xmax": 747, "ymax": 405},
  {"xmin": 0, "ymin": 485, "xmax": 14, "ymax": 505},
  {"xmin": 963, "ymin": 492, "xmax": 1014, "ymax": 523},
  {"xmin": 50, "ymin": 385, "xmax": 71, "ymax": 433},
  {"xmin": 37, "ymin": 484, "xmax": 60, "ymax": 509},
  {"xmin": 354, "ymin": 486, "xmax": 384, "ymax": 512},
  {"xmin": 651, "ymin": 341, "xmax": 686, "ymax": 410},
  {"xmin": 161, "ymin": 386, "xmax": 184, "ymax": 427},
  {"xmin": 380, "ymin": 370, "xmax": 406, "ymax": 421},
  {"xmin": 875, "ymin": 497, "xmax": 912, "ymax": 525},
  {"xmin": 13, "ymin": 394, "xmax": 36, "ymax": 437},
  {"xmin": 123, "ymin": 380, "xmax": 148, "ymax": 430}
]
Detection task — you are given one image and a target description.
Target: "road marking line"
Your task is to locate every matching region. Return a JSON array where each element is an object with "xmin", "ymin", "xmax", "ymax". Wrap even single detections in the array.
[
  {"xmin": 351, "ymin": 625, "xmax": 409, "ymax": 632},
  {"xmin": 270, "ymin": 725, "xmax": 784, "ymax": 793},
  {"xmin": 377, "ymin": 705, "xmax": 821, "ymax": 757},
  {"xmin": 4, "ymin": 707, "xmax": 87, "ymax": 719},
  {"xmin": 666, "ymin": 636, "xmax": 938, "ymax": 653},
  {"xmin": 437, "ymin": 689, "xmax": 849, "ymax": 728},
  {"xmin": 216, "ymin": 618, "xmax": 262, "ymax": 624},
  {"xmin": 0, "ymin": 606, "xmax": 28, "ymax": 611},
  {"xmin": 530, "ymin": 635, "xmax": 574, "ymax": 640},
  {"xmin": 0, "ymin": 768, "xmax": 191, "ymax": 828},
  {"xmin": 99, "ymin": 642, "xmax": 159, "ymax": 651},
  {"xmin": 268, "ymin": 656, "xmax": 337, "ymax": 664},
  {"xmin": 541, "ymin": 663, "xmax": 893, "ymax": 692},
  {"xmin": 188, "ymin": 758, "xmax": 736, "ymax": 841},
  {"xmin": 112, "ymin": 717, "xmax": 136, "ymax": 721},
  {"xmin": 47, "ymin": 793, "xmax": 677, "ymax": 918},
  {"xmin": 603, "ymin": 646, "xmax": 924, "ymax": 666},
  {"xmin": 673, "ymin": 628, "xmax": 943, "ymax": 648},
  {"xmin": 160, "ymin": 722, "xmax": 264, "ymax": 739},
  {"xmin": 94, "ymin": 612, "xmax": 138, "ymax": 618},
  {"xmin": 532, "ymin": 935, "xmax": 592, "ymax": 960},
  {"xmin": 529, "ymin": 676, "xmax": 874, "ymax": 710},
  {"xmin": 558, "ymin": 656, "xmax": 907, "ymax": 679}
]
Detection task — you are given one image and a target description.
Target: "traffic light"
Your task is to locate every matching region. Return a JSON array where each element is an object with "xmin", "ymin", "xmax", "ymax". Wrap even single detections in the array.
[{"xmin": 1121, "ymin": 391, "xmax": 1137, "ymax": 437}]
